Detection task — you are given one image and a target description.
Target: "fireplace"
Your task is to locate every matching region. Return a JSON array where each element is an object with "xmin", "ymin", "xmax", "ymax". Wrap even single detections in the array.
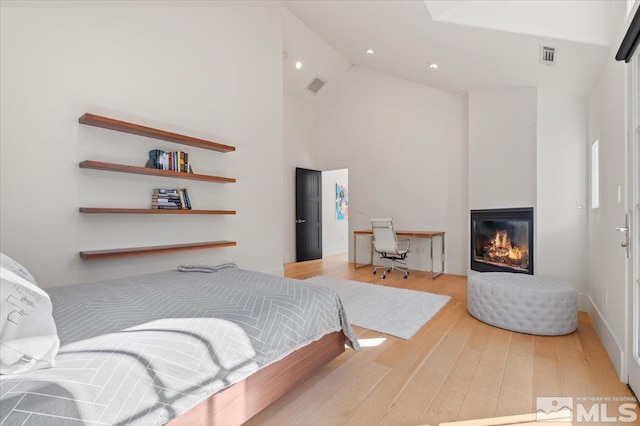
[{"xmin": 470, "ymin": 208, "xmax": 534, "ymax": 275}]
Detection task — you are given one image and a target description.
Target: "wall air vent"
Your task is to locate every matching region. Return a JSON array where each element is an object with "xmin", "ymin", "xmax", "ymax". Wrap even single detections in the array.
[
  {"xmin": 306, "ymin": 76, "xmax": 327, "ymax": 95},
  {"xmin": 540, "ymin": 46, "xmax": 557, "ymax": 66}
]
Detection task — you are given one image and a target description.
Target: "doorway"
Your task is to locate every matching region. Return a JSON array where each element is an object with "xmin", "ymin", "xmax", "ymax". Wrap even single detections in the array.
[
  {"xmin": 295, "ymin": 168, "xmax": 349, "ymax": 262},
  {"xmin": 295, "ymin": 168, "xmax": 322, "ymax": 262},
  {"xmin": 321, "ymin": 168, "xmax": 349, "ymax": 257}
]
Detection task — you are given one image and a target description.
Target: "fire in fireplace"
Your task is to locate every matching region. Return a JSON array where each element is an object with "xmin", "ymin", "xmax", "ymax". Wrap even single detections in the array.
[{"xmin": 470, "ymin": 208, "xmax": 534, "ymax": 274}]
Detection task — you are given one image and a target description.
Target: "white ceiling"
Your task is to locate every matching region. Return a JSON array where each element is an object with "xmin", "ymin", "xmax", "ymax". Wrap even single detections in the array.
[
  {"xmin": 7, "ymin": 1, "xmax": 619, "ymax": 98},
  {"xmin": 282, "ymin": 0, "xmax": 618, "ymax": 97}
]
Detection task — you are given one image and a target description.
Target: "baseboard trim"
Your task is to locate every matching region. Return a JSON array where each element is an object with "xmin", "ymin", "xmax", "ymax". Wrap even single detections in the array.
[
  {"xmin": 323, "ymin": 249, "xmax": 348, "ymax": 257},
  {"xmin": 587, "ymin": 294, "xmax": 625, "ymax": 381}
]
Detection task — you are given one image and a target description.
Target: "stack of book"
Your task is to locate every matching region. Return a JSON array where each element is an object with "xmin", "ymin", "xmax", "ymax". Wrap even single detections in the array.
[{"xmin": 151, "ymin": 188, "xmax": 192, "ymax": 210}]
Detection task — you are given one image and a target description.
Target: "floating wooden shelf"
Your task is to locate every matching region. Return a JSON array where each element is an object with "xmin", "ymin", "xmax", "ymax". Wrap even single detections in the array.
[
  {"xmin": 79, "ymin": 208, "xmax": 236, "ymax": 215},
  {"xmin": 79, "ymin": 160, "xmax": 235, "ymax": 183},
  {"xmin": 79, "ymin": 113, "xmax": 236, "ymax": 153},
  {"xmin": 79, "ymin": 241, "xmax": 237, "ymax": 260},
  {"xmin": 78, "ymin": 113, "xmax": 236, "ymax": 261}
]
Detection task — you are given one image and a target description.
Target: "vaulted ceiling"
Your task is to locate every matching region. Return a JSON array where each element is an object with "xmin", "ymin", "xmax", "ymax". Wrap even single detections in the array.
[{"xmin": 282, "ymin": 0, "xmax": 620, "ymax": 99}]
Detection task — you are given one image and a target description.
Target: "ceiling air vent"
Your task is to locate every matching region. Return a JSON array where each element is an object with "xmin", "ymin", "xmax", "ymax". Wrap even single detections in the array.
[
  {"xmin": 540, "ymin": 46, "xmax": 557, "ymax": 66},
  {"xmin": 306, "ymin": 76, "xmax": 327, "ymax": 95}
]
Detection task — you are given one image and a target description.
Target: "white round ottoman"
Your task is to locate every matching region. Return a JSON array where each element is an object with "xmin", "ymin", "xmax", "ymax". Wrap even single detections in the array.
[{"xmin": 467, "ymin": 272, "xmax": 577, "ymax": 335}]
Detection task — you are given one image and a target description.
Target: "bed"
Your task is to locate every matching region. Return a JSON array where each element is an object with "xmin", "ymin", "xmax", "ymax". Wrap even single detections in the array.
[{"xmin": 0, "ymin": 266, "xmax": 359, "ymax": 425}]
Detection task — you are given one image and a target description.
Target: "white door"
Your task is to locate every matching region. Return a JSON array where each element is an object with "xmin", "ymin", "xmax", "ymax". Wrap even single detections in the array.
[{"xmin": 628, "ymin": 52, "xmax": 640, "ymax": 396}]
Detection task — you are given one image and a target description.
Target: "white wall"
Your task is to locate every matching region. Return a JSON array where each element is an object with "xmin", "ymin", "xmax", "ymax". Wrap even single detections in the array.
[
  {"xmin": 0, "ymin": 4, "xmax": 284, "ymax": 288},
  {"xmin": 536, "ymin": 88, "xmax": 589, "ymax": 298},
  {"xmin": 282, "ymin": 94, "xmax": 348, "ymax": 262},
  {"xmin": 587, "ymin": 0, "xmax": 631, "ymax": 379},
  {"xmin": 281, "ymin": 6, "xmax": 351, "ymax": 264},
  {"xmin": 322, "ymin": 169, "xmax": 349, "ymax": 256},
  {"xmin": 468, "ymin": 88, "xmax": 538, "ymax": 210},
  {"xmin": 314, "ymin": 66, "xmax": 468, "ymax": 275},
  {"xmin": 283, "ymin": 92, "xmax": 318, "ymax": 263}
]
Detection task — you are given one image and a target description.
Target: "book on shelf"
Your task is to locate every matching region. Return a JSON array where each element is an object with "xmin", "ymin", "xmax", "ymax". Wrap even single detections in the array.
[
  {"xmin": 182, "ymin": 188, "xmax": 192, "ymax": 209},
  {"xmin": 152, "ymin": 200, "xmax": 180, "ymax": 205},
  {"xmin": 146, "ymin": 150, "xmax": 192, "ymax": 173},
  {"xmin": 155, "ymin": 188, "xmax": 180, "ymax": 194},
  {"xmin": 151, "ymin": 188, "xmax": 192, "ymax": 210},
  {"xmin": 180, "ymin": 188, "xmax": 192, "ymax": 209}
]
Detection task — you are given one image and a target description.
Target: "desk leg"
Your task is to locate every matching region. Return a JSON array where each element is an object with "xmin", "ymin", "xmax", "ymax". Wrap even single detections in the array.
[
  {"xmin": 354, "ymin": 234, "xmax": 373, "ymax": 269},
  {"xmin": 441, "ymin": 235, "xmax": 445, "ymax": 276},
  {"xmin": 353, "ymin": 232, "xmax": 357, "ymax": 266},
  {"xmin": 431, "ymin": 234, "xmax": 444, "ymax": 280},
  {"xmin": 430, "ymin": 237, "xmax": 434, "ymax": 280}
]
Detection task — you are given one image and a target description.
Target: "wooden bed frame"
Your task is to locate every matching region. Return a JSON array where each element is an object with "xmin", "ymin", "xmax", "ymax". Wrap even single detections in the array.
[{"xmin": 168, "ymin": 331, "xmax": 346, "ymax": 425}]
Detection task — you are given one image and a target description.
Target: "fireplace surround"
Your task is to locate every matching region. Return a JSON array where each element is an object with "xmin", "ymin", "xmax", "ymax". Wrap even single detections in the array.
[{"xmin": 470, "ymin": 207, "xmax": 534, "ymax": 275}]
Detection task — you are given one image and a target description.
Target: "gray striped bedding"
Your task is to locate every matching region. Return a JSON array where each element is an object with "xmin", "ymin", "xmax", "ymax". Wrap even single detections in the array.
[{"xmin": 0, "ymin": 268, "xmax": 359, "ymax": 425}]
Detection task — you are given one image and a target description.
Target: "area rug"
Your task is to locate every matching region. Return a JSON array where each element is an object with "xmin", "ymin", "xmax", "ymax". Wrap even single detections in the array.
[{"xmin": 304, "ymin": 276, "xmax": 451, "ymax": 339}]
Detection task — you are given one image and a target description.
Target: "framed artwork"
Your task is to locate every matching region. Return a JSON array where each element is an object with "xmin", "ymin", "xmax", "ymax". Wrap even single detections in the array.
[{"xmin": 336, "ymin": 183, "xmax": 348, "ymax": 220}]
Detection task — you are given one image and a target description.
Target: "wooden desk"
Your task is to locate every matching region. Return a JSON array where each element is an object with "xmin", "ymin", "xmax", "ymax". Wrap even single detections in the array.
[{"xmin": 353, "ymin": 230, "xmax": 445, "ymax": 279}]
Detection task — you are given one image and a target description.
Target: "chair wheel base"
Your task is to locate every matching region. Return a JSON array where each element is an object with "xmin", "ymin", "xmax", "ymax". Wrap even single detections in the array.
[{"xmin": 381, "ymin": 274, "xmax": 386, "ymax": 279}]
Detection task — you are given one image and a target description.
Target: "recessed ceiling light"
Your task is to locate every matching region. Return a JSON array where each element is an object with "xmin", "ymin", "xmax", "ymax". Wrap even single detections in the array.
[
  {"xmin": 366, "ymin": 48, "xmax": 374, "ymax": 55},
  {"xmin": 429, "ymin": 63, "xmax": 439, "ymax": 69},
  {"xmin": 295, "ymin": 61, "xmax": 302, "ymax": 69}
]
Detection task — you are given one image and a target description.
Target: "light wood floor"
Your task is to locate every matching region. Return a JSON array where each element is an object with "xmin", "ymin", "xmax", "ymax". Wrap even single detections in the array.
[{"xmin": 246, "ymin": 254, "xmax": 638, "ymax": 425}]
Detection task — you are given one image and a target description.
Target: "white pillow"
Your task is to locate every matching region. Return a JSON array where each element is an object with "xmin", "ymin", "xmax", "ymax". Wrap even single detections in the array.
[
  {"xmin": 0, "ymin": 252, "xmax": 37, "ymax": 285},
  {"xmin": 0, "ymin": 253, "xmax": 59, "ymax": 375}
]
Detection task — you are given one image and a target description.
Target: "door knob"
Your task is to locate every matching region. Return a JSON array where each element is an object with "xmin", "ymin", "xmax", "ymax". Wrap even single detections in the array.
[
  {"xmin": 617, "ymin": 213, "xmax": 630, "ymax": 259},
  {"xmin": 296, "ymin": 219, "xmax": 306, "ymax": 224}
]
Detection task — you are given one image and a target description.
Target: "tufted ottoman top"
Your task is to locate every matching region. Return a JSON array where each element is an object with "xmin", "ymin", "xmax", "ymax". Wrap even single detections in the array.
[{"xmin": 467, "ymin": 272, "xmax": 578, "ymax": 336}]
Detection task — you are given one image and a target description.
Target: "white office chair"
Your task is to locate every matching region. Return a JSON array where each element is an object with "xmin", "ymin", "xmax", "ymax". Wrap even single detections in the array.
[{"xmin": 371, "ymin": 218, "xmax": 410, "ymax": 279}]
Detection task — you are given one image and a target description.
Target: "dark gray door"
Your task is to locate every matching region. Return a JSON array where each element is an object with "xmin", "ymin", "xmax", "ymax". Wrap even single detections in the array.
[{"xmin": 296, "ymin": 168, "xmax": 322, "ymax": 262}]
